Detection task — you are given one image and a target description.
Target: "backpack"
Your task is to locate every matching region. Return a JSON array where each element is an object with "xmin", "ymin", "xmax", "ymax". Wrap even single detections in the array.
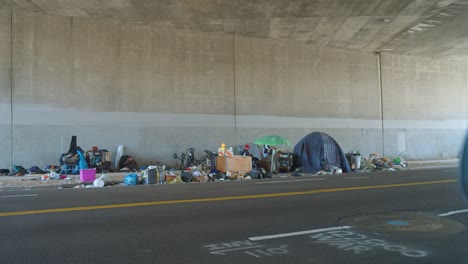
[
  {"xmin": 11, "ymin": 165, "xmax": 27, "ymax": 176},
  {"xmin": 119, "ymin": 155, "xmax": 137, "ymax": 170}
]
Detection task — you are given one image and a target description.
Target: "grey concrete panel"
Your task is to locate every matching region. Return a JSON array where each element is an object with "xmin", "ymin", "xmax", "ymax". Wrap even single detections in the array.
[
  {"xmin": 0, "ymin": 10, "xmax": 11, "ymax": 169},
  {"xmin": 12, "ymin": 12, "xmax": 72, "ymax": 100},
  {"xmin": 381, "ymin": 53, "xmax": 466, "ymax": 120},
  {"xmin": 70, "ymin": 18, "xmax": 235, "ymax": 114},
  {"xmin": 234, "ymin": 36, "xmax": 380, "ymax": 119},
  {"xmin": 383, "ymin": 128, "xmax": 465, "ymax": 159}
]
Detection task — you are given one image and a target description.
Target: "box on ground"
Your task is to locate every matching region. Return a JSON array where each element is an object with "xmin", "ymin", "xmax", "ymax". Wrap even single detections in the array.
[
  {"xmin": 80, "ymin": 168, "xmax": 96, "ymax": 182},
  {"xmin": 216, "ymin": 156, "xmax": 252, "ymax": 173}
]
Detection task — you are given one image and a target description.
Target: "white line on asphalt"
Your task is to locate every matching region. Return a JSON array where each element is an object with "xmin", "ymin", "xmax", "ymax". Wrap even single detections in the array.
[
  {"xmin": 439, "ymin": 209, "xmax": 468, "ymax": 217},
  {"xmin": 344, "ymin": 177, "xmax": 371, "ymax": 179},
  {"xmin": 1, "ymin": 194, "xmax": 38, "ymax": 198},
  {"xmin": 248, "ymin": 226, "xmax": 352, "ymax": 241},
  {"xmin": 209, "ymin": 245, "xmax": 265, "ymax": 255},
  {"xmin": 255, "ymin": 178, "xmax": 325, "ymax": 185}
]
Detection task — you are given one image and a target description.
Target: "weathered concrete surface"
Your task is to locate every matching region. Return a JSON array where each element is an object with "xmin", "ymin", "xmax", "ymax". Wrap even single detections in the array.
[
  {"xmin": 382, "ymin": 1, "xmax": 468, "ymax": 61},
  {"xmin": 0, "ymin": 0, "xmax": 467, "ymax": 61},
  {"xmin": 234, "ymin": 36, "xmax": 380, "ymax": 119},
  {"xmin": 7, "ymin": 12, "xmax": 237, "ymax": 167},
  {"xmin": 0, "ymin": 10, "xmax": 11, "ymax": 168},
  {"xmin": 1, "ymin": 11, "xmax": 467, "ymax": 169},
  {"xmin": 234, "ymin": 35, "xmax": 383, "ymax": 157},
  {"xmin": 381, "ymin": 53, "xmax": 467, "ymax": 159}
]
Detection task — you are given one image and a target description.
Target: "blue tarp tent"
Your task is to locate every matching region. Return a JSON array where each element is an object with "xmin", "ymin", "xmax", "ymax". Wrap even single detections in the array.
[{"xmin": 293, "ymin": 132, "xmax": 352, "ymax": 174}]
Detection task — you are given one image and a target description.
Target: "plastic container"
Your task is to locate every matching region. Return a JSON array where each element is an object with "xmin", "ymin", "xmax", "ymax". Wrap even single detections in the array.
[
  {"xmin": 352, "ymin": 155, "xmax": 362, "ymax": 170},
  {"xmin": 93, "ymin": 178, "xmax": 105, "ymax": 187},
  {"xmin": 80, "ymin": 168, "xmax": 96, "ymax": 182},
  {"xmin": 143, "ymin": 168, "xmax": 157, "ymax": 185}
]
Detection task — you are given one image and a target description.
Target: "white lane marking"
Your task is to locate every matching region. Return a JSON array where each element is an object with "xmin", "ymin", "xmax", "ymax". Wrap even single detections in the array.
[
  {"xmin": 209, "ymin": 245, "xmax": 265, "ymax": 255},
  {"xmin": 248, "ymin": 226, "xmax": 352, "ymax": 241},
  {"xmin": 439, "ymin": 209, "xmax": 468, "ymax": 217},
  {"xmin": 1, "ymin": 194, "xmax": 38, "ymax": 198},
  {"xmin": 345, "ymin": 177, "xmax": 371, "ymax": 179},
  {"xmin": 255, "ymin": 178, "xmax": 325, "ymax": 185}
]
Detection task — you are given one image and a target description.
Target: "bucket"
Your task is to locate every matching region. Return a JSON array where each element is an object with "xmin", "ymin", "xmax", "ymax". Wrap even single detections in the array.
[
  {"xmin": 80, "ymin": 168, "xmax": 96, "ymax": 182},
  {"xmin": 143, "ymin": 168, "xmax": 157, "ymax": 185},
  {"xmin": 352, "ymin": 155, "xmax": 362, "ymax": 170}
]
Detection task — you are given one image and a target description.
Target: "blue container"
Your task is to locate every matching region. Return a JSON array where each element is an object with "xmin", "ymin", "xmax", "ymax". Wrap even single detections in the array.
[{"xmin": 124, "ymin": 173, "xmax": 138, "ymax": 185}]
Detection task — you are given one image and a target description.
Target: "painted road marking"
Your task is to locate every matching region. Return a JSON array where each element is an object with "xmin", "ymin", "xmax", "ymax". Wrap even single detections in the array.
[
  {"xmin": 344, "ymin": 177, "xmax": 371, "ymax": 180},
  {"xmin": 0, "ymin": 179, "xmax": 457, "ymax": 217},
  {"xmin": 1, "ymin": 194, "xmax": 38, "ymax": 198},
  {"xmin": 255, "ymin": 178, "xmax": 325, "ymax": 184},
  {"xmin": 309, "ymin": 230, "xmax": 427, "ymax": 258},
  {"xmin": 249, "ymin": 226, "xmax": 351, "ymax": 241},
  {"xmin": 439, "ymin": 209, "xmax": 468, "ymax": 217},
  {"xmin": 244, "ymin": 245, "xmax": 288, "ymax": 258},
  {"xmin": 209, "ymin": 245, "xmax": 265, "ymax": 255},
  {"xmin": 204, "ymin": 240, "xmax": 289, "ymax": 258}
]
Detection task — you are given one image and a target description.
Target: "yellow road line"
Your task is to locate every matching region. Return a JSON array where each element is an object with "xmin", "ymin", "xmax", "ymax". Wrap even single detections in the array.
[{"xmin": 0, "ymin": 179, "xmax": 456, "ymax": 217}]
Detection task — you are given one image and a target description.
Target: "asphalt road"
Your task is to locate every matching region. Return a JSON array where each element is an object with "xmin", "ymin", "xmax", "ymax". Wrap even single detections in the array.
[{"xmin": 0, "ymin": 167, "xmax": 467, "ymax": 264}]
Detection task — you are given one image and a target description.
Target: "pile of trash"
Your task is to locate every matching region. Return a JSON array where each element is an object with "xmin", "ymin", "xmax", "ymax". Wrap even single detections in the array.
[{"xmin": 360, "ymin": 153, "xmax": 408, "ymax": 172}]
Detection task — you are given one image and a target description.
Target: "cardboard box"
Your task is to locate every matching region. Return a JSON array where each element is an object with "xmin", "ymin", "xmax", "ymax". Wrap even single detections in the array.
[
  {"xmin": 216, "ymin": 156, "xmax": 252, "ymax": 173},
  {"xmin": 165, "ymin": 173, "xmax": 177, "ymax": 183}
]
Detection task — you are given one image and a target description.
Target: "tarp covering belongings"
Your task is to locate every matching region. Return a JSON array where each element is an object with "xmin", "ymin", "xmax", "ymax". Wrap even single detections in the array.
[{"xmin": 293, "ymin": 132, "xmax": 352, "ymax": 174}]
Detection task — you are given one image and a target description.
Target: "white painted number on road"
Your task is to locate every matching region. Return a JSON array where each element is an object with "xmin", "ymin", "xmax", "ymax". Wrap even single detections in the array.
[
  {"xmin": 204, "ymin": 240, "xmax": 264, "ymax": 255},
  {"xmin": 204, "ymin": 241, "xmax": 289, "ymax": 258},
  {"xmin": 309, "ymin": 230, "xmax": 427, "ymax": 258},
  {"xmin": 244, "ymin": 245, "xmax": 289, "ymax": 258}
]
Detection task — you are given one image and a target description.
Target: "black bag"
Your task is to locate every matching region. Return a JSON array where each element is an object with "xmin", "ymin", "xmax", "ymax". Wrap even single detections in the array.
[
  {"xmin": 119, "ymin": 155, "xmax": 137, "ymax": 170},
  {"xmin": 181, "ymin": 171, "xmax": 193, "ymax": 183}
]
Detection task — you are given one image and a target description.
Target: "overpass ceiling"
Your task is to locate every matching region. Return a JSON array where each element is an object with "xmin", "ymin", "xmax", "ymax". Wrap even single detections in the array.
[{"xmin": 1, "ymin": 0, "xmax": 468, "ymax": 61}]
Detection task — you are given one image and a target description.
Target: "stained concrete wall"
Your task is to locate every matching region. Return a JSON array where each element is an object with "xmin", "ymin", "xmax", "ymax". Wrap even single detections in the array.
[
  {"xmin": 0, "ymin": 10, "xmax": 11, "ymax": 169},
  {"xmin": 234, "ymin": 36, "xmax": 383, "ymax": 156},
  {"xmin": 1, "ymin": 11, "xmax": 466, "ymax": 169},
  {"xmin": 381, "ymin": 53, "xmax": 467, "ymax": 159},
  {"xmin": 10, "ymin": 12, "xmax": 235, "ymax": 167}
]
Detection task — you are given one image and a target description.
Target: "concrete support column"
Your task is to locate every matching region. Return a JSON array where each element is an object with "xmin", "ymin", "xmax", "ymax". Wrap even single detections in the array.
[{"xmin": 0, "ymin": 10, "xmax": 12, "ymax": 169}]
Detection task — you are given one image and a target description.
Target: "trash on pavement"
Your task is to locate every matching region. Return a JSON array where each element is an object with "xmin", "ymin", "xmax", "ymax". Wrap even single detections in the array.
[
  {"xmin": 124, "ymin": 173, "xmax": 138, "ymax": 186},
  {"xmin": 168, "ymin": 176, "xmax": 184, "ymax": 184}
]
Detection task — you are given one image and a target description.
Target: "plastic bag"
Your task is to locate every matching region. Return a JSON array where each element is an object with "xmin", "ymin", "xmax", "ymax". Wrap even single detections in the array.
[{"xmin": 124, "ymin": 173, "xmax": 138, "ymax": 185}]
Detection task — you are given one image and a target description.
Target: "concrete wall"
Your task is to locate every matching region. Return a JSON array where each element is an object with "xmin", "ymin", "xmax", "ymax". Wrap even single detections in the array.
[
  {"xmin": 234, "ymin": 36, "xmax": 383, "ymax": 155},
  {"xmin": 10, "ymin": 12, "xmax": 236, "ymax": 168},
  {"xmin": 0, "ymin": 10, "xmax": 11, "ymax": 169},
  {"xmin": 0, "ymin": 11, "xmax": 466, "ymax": 169},
  {"xmin": 381, "ymin": 53, "xmax": 467, "ymax": 159}
]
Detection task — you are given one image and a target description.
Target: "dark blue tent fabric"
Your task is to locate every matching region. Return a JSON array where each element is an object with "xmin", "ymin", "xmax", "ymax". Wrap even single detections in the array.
[{"xmin": 293, "ymin": 132, "xmax": 351, "ymax": 174}]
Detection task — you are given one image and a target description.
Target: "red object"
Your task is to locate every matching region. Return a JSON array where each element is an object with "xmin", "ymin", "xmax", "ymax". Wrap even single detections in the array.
[
  {"xmin": 91, "ymin": 146, "xmax": 99, "ymax": 152},
  {"xmin": 244, "ymin": 144, "xmax": 250, "ymax": 149}
]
